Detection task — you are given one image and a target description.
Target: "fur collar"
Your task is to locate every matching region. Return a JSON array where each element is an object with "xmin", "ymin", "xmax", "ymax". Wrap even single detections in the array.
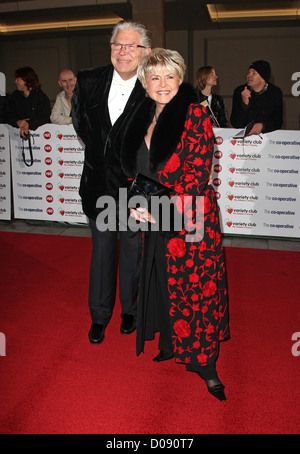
[{"xmin": 121, "ymin": 82, "xmax": 198, "ymax": 176}]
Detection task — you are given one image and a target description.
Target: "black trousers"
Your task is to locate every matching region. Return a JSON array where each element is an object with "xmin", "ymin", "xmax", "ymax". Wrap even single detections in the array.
[{"xmin": 88, "ymin": 218, "xmax": 142, "ymax": 326}]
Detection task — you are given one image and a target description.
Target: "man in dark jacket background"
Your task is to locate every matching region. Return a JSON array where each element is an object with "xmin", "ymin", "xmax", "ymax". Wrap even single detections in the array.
[
  {"xmin": 72, "ymin": 20, "xmax": 151, "ymax": 345},
  {"xmin": 230, "ymin": 60, "xmax": 283, "ymax": 135}
]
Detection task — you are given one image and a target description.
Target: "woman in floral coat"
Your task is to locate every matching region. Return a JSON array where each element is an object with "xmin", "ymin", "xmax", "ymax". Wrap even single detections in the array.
[{"xmin": 121, "ymin": 48, "xmax": 229, "ymax": 401}]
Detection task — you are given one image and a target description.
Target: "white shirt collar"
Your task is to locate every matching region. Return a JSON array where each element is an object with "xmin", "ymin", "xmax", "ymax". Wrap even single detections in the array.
[{"xmin": 111, "ymin": 70, "xmax": 137, "ymax": 88}]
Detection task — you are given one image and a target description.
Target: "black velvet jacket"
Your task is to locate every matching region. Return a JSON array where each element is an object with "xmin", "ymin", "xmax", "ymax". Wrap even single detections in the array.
[{"xmin": 72, "ymin": 64, "xmax": 146, "ymax": 220}]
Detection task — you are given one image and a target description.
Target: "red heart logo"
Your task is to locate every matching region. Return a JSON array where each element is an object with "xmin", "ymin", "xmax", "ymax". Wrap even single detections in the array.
[
  {"xmin": 59, "ymin": 173, "xmax": 64, "ymax": 178},
  {"xmin": 227, "ymin": 222, "xmax": 232, "ymax": 227},
  {"xmin": 60, "ymin": 210, "xmax": 65, "ymax": 216},
  {"xmin": 230, "ymin": 153, "xmax": 236, "ymax": 159},
  {"xmin": 60, "ymin": 198, "xmax": 65, "ymax": 203},
  {"xmin": 59, "ymin": 160, "xmax": 64, "ymax": 166},
  {"xmin": 229, "ymin": 181, "xmax": 234, "ymax": 187},
  {"xmin": 231, "ymin": 140, "xmax": 236, "ymax": 145},
  {"xmin": 228, "ymin": 195, "xmax": 234, "ymax": 200},
  {"xmin": 58, "ymin": 147, "xmax": 63, "ymax": 152},
  {"xmin": 230, "ymin": 167, "xmax": 235, "ymax": 173},
  {"xmin": 227, "ymin": 208, "xmax": 233, "ymax": 214},
  {"xmin": 59, "ymin": 185, "xmax": 64, "ymax": 191},
  {"xmin": 57, "ymin": 134, "xmax": 63, "ymax": 140}
]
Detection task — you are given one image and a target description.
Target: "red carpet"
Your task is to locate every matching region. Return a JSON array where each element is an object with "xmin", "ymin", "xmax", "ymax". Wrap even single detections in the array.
[{"xmin": 0, "ymin": 231, "xmax": 299, "ymax": 434}]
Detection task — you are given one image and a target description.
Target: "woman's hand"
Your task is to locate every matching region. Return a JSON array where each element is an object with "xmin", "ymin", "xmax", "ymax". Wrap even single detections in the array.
[
  {"xmin": 17, "ymin": 118, "xmax": 30, "ymax": 138},
  {"xmin": 208, "ymin": 164, "xmax": 214, "ymax": 185},
  {"xmin": 130, "ymin": 207, "xmax": 156, "ymax": 224}
]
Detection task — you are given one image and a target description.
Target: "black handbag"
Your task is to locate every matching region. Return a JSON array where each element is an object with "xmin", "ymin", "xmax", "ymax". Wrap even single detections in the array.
[
  {"xmin": 127, "ymin": 173, "xmax": 178, "ymax": 235},
  {"xmin": 128, "ymin": 173, "xmax": 170, "ymax": 202}
]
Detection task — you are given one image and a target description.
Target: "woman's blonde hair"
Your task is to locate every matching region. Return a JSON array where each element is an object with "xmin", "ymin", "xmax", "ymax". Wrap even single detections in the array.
[{"xmin": 137, "ymin": 48, "xmax": 186, "ymax": 88}]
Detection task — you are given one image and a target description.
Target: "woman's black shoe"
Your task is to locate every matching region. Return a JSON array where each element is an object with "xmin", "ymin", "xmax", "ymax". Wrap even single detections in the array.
[
  {"xmin": 153, "ymin": 351, "xmax": 174, "ymax": 362},
  {"xmin": 207, "ymin": 383, "xmax": 227, "ymax": 402}
]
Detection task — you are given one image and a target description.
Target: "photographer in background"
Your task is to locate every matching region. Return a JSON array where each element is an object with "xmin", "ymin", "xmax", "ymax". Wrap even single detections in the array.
[{"xmin": 6, "ymin": 66, "xmax": 51, "ymax": 138}]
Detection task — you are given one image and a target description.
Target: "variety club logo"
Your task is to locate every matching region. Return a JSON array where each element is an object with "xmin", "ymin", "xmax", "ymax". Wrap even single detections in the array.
[
  {"xmin": 46, "ymin": 195, "xmax": 53, "ymax": 203},
  {"xmin": 215, "ymin": 136, "xmax": 223, "ymax": 145},
  {"xmin": 45, "ymin": 157, "xmax": 52, "ymax": 165},
  {"xmin": 44, "ymin": 144, "xmax": 52, "ymax": 152},
  {"xmin": 46, "ymin": 207, "xmax": 54, "ymax": 215},
  {"xmin": 46, "ymin": 183, "xmax": 53, "ymax": 190}
]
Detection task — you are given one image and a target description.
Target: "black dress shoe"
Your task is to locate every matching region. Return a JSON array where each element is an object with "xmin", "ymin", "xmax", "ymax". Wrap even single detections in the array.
[
  {"xmin": 153, "ymin": 351, "xmax": 174, "ymax": 362},
  {"xmin": 207, "ymin": 383, "xmax": 227, "ymax": 402},
  {"xmin": 88, "ymin": 323, "xmax": 105, "ymax": 344},
  {"xmin": 120, "ymin": 314, "xmax": 136, "ymax": 334}
]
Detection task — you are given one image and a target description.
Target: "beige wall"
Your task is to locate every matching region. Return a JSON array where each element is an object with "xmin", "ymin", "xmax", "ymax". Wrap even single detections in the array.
[{"xmin": 1, "ymin": 25, "xmax": 299, "ymax": 130}]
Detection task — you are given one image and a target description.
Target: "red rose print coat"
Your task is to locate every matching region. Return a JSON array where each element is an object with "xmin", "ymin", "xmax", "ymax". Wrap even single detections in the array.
[{"xmin": 121, "ymin": 82, "xmax": 230, "ymax": 367}]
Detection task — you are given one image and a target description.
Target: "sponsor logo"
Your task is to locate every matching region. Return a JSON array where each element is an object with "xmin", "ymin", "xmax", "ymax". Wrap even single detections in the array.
[
  {"xmin": 214, "ymin": 150, "xmax": 223, "ymax": 159},
  {"xmin": 46, "ymin": 195, "xmax": 54, "ymax": 203}
]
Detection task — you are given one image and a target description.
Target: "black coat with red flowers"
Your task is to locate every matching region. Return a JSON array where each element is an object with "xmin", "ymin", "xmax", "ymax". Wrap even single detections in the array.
[{"xmin": 121, "ymin": 82, "xmax": 229, "ymax": 366}]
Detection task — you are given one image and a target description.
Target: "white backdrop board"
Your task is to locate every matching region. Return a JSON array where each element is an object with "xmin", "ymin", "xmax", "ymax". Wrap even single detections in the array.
[
  {"xmin": 0, "ymin": 124, "xmax": 11, "ymax": 221},
  {"xmin": 4, "ymin": 124, "xmax": 300, "ymax": 238},
  {"xmin": 9, "ymin": 124, "xmax": 87, "ymax": 224},
  {"xmin": 212, "ymin": 128, "xmax": 300, "ymax": 238}
]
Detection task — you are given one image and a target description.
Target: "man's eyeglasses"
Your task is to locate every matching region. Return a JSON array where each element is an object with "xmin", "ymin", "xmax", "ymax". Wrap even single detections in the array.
[{"xmin": 110, "ymin": 43, "xmax": 146, "ymax": 52}]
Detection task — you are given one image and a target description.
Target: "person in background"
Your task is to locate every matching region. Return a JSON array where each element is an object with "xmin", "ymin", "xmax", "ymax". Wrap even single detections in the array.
[
  {"xmin": 50, "ymin": 69, "xmax": 77, "ymax": 125},
  {"xmin": 72, "ymin": 20, "xmax": 152, "ymax": 345},
  {"xmin": 230, "ymin": 60, "xmax": 283, "ymax": 135},
  {"xmin": 195, "ymin": 66, "xmax": 228, "ymax": 128},
  {"xmin": 121, "ymin": 48, "xmax": 230, "ymax": 402},
  {"xmin": 6, "ymin": 66, "xmax": 50, "ymax": 137},
  {"xmin": 0, "ymin": 95, "xmax": 8, "ymax": 123}
]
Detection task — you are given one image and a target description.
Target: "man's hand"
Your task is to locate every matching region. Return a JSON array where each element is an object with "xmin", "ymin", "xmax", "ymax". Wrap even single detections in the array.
[
  {"xmin": 247, "ymin": 122, "xmax": 263, "ymax": 136},
  {"xmin": 241, "ymin": 86, "xmax": 251, "ymax": 105}
]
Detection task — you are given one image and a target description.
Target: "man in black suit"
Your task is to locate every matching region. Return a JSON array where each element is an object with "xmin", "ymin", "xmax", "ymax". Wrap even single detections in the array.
[{"xmin": 72, "ymin": 20, "xmax": 152, "ymax": 344}]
